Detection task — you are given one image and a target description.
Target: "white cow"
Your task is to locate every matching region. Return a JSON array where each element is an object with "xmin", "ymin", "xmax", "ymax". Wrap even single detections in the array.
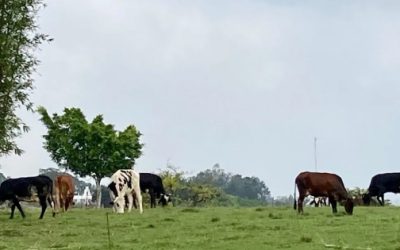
[{"xmin": 108, "ymin": 169, "xmax": 143, "ymax": 214}]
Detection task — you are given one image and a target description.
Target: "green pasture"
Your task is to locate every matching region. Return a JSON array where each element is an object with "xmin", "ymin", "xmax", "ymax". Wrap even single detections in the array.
[{"xmin": 0, "ymin": 205, "xmax": 399, "ymax": 249}]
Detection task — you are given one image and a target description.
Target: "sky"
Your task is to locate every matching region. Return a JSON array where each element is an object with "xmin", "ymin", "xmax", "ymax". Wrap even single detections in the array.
[{"xmin": 2, "ymin": 1, "xmax": 400, "ymax": 199}]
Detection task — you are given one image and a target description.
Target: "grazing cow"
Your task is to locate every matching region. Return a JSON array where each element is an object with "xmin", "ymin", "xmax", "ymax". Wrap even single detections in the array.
[
  {"xmin": 139, "ymin": 173, "xmax": 171, "ymax": 208},
  {"xmin": 108, "ymin": 169, "xmax": 143, "ymax": 214},
  {"xmin": 294, "ymin": 171, "xmax": 354, "ymax": 215},
  {"xmin": 0, "ymin": 175, "xmax": 55, "ymax": 219},
  {"xmin": 54, "ymin": 175, "xmax": 75, "ymax": 212},
  {"xmin": 362, "ymin": 173, "xmax": 400, "ymax": 206}
]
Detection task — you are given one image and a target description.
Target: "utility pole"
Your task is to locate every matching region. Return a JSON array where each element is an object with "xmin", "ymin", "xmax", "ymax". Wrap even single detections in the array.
[{"xmin": 314, "ymin": 137, "xmax": 317, "ymax": 172}]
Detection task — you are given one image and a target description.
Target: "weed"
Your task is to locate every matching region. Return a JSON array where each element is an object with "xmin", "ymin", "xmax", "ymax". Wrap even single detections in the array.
[
  {"xmin": 211, "ymin": 217, "xmax": 220, "ymax": 222},
  {"xmin": 300, "ymin": 236, "xmax": 312, "ymax": 243}
]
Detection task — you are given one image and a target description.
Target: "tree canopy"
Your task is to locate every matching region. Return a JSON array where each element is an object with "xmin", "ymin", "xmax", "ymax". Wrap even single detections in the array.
[
  {"xmin": 190, "ymin": 164, "xmax": 271, "ymax": 202},
  {"xmin": 0, "ymin": 0, "xmax": 50, "ymax": 156},
  {"xmin": 37, "ymin": 107, "xmax": 143, "ymax": 207},
  {"xmin": 160, "ymin": 164, "xmax": 271, "ymax": 207}
]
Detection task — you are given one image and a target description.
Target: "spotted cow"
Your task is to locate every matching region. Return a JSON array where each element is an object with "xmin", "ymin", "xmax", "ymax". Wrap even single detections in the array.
[{"xmin": 108, "ymin": 169, "xmax": 143, "ymax": 214}]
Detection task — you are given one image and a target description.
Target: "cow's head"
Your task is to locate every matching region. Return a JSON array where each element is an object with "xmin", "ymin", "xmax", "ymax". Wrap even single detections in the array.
[
  {"xmin": 110, "ymin": 196, "xmax": 125, "ymax": 213},
  {"xmin": 344, "ymin": 198, "xmax": 354, "ymax": 215},
  {"xmin": 108, "ymin": 182, "xmax": 125, "ymax": 213},
  {"xmin": 158, "ymin": 193, "xmax": 172, "ymax": 207},
  {"xmin": 362, "ymin": 193, "xmax": 371, "ymax": 206}
]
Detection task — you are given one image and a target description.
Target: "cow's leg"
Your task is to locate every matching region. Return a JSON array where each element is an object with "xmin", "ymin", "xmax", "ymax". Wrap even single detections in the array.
[
  {"xmin": 329, "ymin": 196, "xmax": 337, "ymax": 213},
  {"xmin": 150, "ymin": 190, "xmax": 156, "ymax": 208},
  {"xmin": 10, "ymin": 203, "xmax": 16, "ymax": 219},
  {"xmin": 134, "ymin": 188, "xmax": 143, "ymax": 214},
  {"xmin": 297, "ymin": 195, "xmax": 305, "ymax": 214},
  {"xmin": 132, "ymin": 193, "xmax": 138, "ymax": 209},
  {"xmin": 377, "ymin": 193, "xmax": 384, "ymax": 206},
  {"xmin": 60, "ymin": 196, "xmax": 65, "ymax": 212},
  {"xmin": 12, "ymin": 198, "xmax": 25, "ymax": 218},
  {"xmin": 47, "ymin": 196, "xmax": 56, "ymax": 217},
  {"xmin": 127, "ymin": 193, "xmax": 133, "ymax": 212},
  {"xmin": 39, "ymin": 196, "xmax": 47, "ymax": 219},
  {"xmin": 65, "ymin": 196, "xmax": 73, "ymax": 211}
]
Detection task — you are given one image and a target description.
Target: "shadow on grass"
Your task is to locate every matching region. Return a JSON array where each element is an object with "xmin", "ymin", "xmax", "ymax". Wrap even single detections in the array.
[
  {"xmin": 268, "ymin": 212, "xmax": 283, "ymax": 219},
  {"xmin": 181, "ymin": 208, "xmax": 200, "ymax": 213}
]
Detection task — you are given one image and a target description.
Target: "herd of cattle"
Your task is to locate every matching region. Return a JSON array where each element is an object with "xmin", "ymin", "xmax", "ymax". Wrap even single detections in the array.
[
  {"xmin": 0, "ymin": 169, "xmax": 170, "ymax": 219},
  {"xmin": 0, "ymin": 169, "xmax": 399, "ymax": 219}
]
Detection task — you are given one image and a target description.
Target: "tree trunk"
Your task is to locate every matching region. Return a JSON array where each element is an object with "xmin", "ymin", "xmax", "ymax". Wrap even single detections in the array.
[{"xmin": 95, "ymin": 177, "xmax": 102, "ymax": 208}]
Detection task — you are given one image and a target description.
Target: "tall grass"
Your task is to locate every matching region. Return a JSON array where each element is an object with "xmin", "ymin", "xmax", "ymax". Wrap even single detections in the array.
[{"xmin": 0, "ymin": 206, "xmax": 398, "ymax": 249}]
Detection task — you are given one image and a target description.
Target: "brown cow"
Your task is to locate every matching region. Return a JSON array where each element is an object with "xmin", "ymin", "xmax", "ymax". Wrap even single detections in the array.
[
  {"xmin": 294, "ymin": 171, "xmax": 354, "ymax": 215},
  {"xmin": 54, "ymin": 175, "xmax": 75, "ymax": 212}
]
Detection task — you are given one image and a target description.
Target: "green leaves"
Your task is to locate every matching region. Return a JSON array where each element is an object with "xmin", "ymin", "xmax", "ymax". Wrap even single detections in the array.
[
  {"xmin": 0, "ymin": 0, "xmax": 49, "ymax": 156},
  {"xmin": 38, "ymin": 106, "xmax": 143, "ymax": 205}
]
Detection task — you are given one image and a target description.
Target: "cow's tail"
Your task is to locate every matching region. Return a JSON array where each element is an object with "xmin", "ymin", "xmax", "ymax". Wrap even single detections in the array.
[
  {"xmin": 48, "ymin": 180, "xmax": 56, "ymax": 217},
  {"xmin": 293, "ymin": 181, "xmax": 297, "ymax": 210}
]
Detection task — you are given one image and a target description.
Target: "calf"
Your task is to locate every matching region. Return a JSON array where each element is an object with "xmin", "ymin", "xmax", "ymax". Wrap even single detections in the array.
[
  {"xmin": 362, "ymin": 173, "xmax": 400, "ymax": 206},
  {"xmin": 54, "ymin": 175, "xmax": 75, "ymax": 212},
  {"xmin": 294, "ymin": 171, "xmax": 354, "ymax": 215},
  {"xmin": 108, "ymin": 169, "xmax": 143, "ymax": 214},
  {"xmin": 0, "ymin": 175, "xmax": 56, "ymax": 219}
]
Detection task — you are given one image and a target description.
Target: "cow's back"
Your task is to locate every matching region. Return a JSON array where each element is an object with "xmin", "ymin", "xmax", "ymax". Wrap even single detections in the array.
[
  {"xmin": 110, "ymin": 169, "xmax": 139, "ymax": 196},
  {"xmin": 369, "ymin": 173, "xmax": 400, "ymax": 192},
  {"xmin": 140, "ymin": 173, "xmax": 165, "ymax": 194},
  {"xmin": 0, "ymin": 176, "xmax": 53, "ymax": 200},
  {"xmin": 56, "ymin": 175, "xmax": 75, "ymax": 196},
  {"xmin": 296, "ymin": 172, "xmax": 347, "ymax": 196}
]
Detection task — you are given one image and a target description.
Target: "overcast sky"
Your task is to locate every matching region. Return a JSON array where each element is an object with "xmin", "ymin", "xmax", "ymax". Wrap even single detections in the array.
[{"xmin": 2, "ymin": 1, "xmax": 400, "ymax": 198}]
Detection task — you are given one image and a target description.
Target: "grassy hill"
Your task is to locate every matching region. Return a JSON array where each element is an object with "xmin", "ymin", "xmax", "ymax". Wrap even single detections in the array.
[{"xmin": 0, "ymin": 205, "xmax": 398, "ymax": 249}]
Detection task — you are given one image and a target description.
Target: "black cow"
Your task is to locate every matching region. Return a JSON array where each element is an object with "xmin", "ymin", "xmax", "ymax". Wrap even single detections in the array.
[
  {"xmin": 0, "ymin": 175, "xmax": 56, "ymax": 219},
  {"xmin": 131, "ymin": 173, "xmax": 170, "ymax": 208},
  {"xmin": 363, "ymin": 173, "xmax": 400, "ymax": 206}
]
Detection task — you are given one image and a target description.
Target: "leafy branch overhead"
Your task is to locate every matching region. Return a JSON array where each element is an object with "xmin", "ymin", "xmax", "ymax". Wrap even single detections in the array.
[{"xmin": 0, "ymin": 0, "xmax": 51, "ymax": 156}]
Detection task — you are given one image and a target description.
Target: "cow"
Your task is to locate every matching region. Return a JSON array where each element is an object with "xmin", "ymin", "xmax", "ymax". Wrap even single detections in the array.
[
  {"xmin": 108, "ymin": 169, "xmax": 143, "ymax": 214},
  {"xmin": 294, "ymin": 171, "xmax": 354, "ymax": 215},
  {"xmin": 138, "ymin": 173, "xmax": 171, "ymax": 208},
  {"xmin": 0, "ymin": 175, "xmax": 56, "ymax": 219},
  {"xmin": 362, "ymin": 173, "xmax": 400, "ymax": 206},
  {"xmin": 54, "ymin": 175, "xmax": 75, "ymax": 212}
]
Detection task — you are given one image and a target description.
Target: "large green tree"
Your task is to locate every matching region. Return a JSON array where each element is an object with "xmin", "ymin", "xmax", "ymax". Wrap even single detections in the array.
[
  {"xmin": 38, "ymin": 107, "xmax": 143, "ymax": 208},
  {"xmin": 0, "ymin": 0, "xmax": 50, "ymax": 156}
]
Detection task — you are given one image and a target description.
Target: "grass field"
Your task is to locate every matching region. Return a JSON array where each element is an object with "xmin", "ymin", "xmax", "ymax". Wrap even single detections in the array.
[{"xmin": 0, "ymin": 205, "xmax": 399, "ymax": 249}]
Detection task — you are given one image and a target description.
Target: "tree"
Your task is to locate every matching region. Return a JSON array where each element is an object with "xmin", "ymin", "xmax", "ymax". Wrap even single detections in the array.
[
  {"xmin": 38, "ymin": 107, "xmax": 143, "ymax": 208},
  {"xmin": 0, "ymin": 0, "xmax": 50, "ymax": 156},
  {"xmin": 190, "ymin": 163, "xmax": 230, "ymax": 188},
  {"xmin": 225, "ymin": 174, "xmax": 270, "ymax": 202}
]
